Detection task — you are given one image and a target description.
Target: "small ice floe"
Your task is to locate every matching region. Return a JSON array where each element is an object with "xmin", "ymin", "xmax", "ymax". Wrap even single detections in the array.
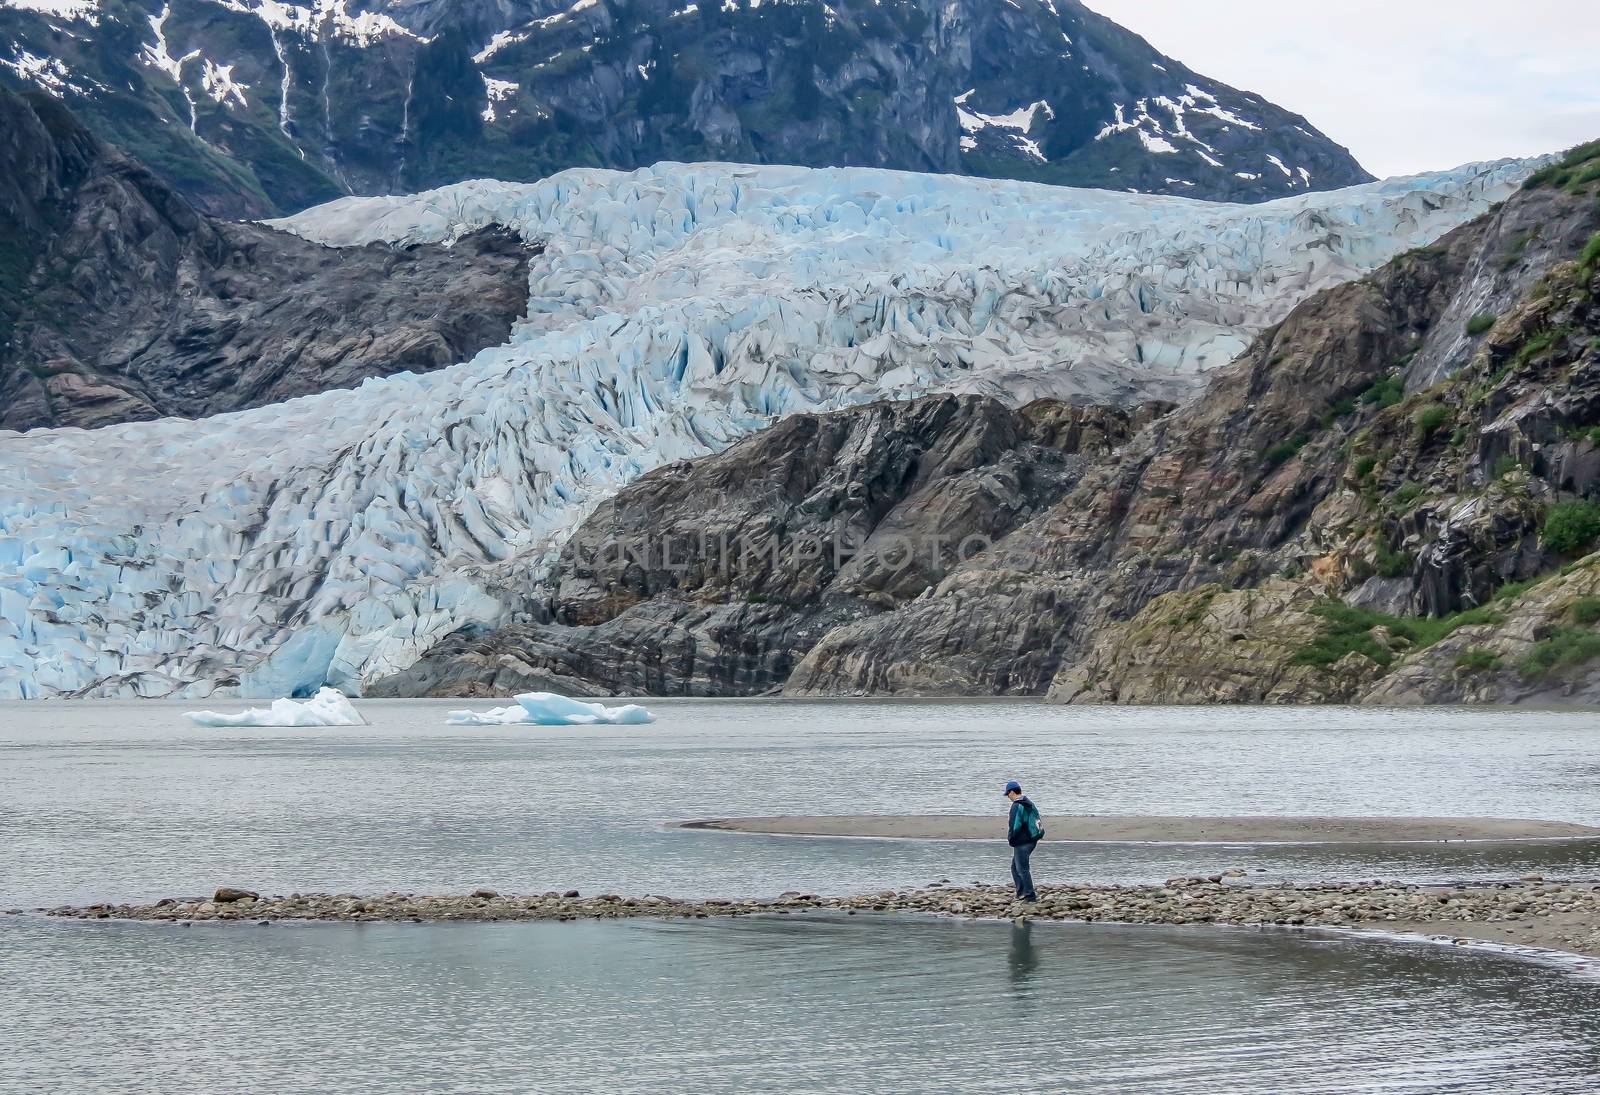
[
  {"xmin": 184, "ymin": 687, "xmax": 368, "ymax": 727},
  {"xmin": 447, "ymin": 691, "xmax": 655, "ymax": 726}
]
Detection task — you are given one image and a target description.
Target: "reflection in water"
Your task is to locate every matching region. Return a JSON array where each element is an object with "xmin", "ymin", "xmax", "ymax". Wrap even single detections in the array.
[
  {"xmin": 1008, "ymin": 920, "xmax": 1039, "ymax": 991},
  {"xmin": 5, "ymin": 914, "xmax": 1600, "ymax": 1094}
]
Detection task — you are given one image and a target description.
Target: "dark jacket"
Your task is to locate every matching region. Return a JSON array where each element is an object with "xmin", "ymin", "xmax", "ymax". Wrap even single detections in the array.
[{"xmin": 1007, "ymin": 796, "xmax": 1041, "ymax": 847}]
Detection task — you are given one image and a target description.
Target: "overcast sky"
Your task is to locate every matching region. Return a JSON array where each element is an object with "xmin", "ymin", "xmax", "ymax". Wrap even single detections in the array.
[{"xmin": 1085, "ymin": 0, "xmax": 1600, "ymax": 178}]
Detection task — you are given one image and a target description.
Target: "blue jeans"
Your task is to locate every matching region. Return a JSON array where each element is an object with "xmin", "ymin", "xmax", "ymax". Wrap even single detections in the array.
[{"xmin": 1011, "ymin": 840, "xmax": 1037, "ymax": 900}]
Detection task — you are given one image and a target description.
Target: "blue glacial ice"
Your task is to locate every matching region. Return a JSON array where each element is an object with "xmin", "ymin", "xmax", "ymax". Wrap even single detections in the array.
[
  {"xmin": 447, "ymin": 692, "xmax": 656, "ymax": 726},
  {"xmin": 0, "ymin": 159, "xmax": 1535, "ymax": 698},
  {"xmin": 184, "ymin": 687, "xmax": 367, "ymax": 726}
]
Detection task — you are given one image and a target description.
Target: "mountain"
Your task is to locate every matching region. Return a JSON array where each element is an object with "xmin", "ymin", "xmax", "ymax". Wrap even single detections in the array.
[
  {"xmin": 0, "ymin": 0, "xmax": 1372, "ymax": 217},
  {"xmin": 788, "ymin": 143, "xmax": 1600, "ymax": 703},
  {"xmin": 0, "ymin": 157, "xmax": 1523, "ymax": 698},
  {"xmin": 388, "ymin": 143, "xmax": 1600, "ymax": 704},
  {"xmin": 369, "ymin": 395, "xmax": 1174, "ymax": 697},
  {"xmin": 0, "ymin": 83, "xmax": 532, "ymax": 430}
]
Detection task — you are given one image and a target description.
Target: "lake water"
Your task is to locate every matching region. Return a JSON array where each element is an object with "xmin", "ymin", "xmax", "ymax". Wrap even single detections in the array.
[
  {"xmin": 4, "ymin": 699, "xmax": 1600, "ymax": 1092},
  {"xmin": 5, "ymin": 915, "xmax": 1600, "ymax": 1093},
  {"xmin": 3, "ymin": 700, "xmax": 1599, "ymax": 906}
]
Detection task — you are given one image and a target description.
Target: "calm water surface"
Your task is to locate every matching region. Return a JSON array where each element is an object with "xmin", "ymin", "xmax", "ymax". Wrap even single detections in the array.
[
  {"xmin": 3, "ymin": 914, "xmax": 1599, "ymax": 1094},
  {"xmin": 2, "ymin": 699, "xmax": 1598, "ymax": 906},
  {"xmin": 5, "ymin": 699, "xmax": 1600, "ymax": 1092}
]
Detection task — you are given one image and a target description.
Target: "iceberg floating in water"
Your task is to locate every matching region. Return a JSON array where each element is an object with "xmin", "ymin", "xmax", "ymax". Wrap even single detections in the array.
[
  {"xmin": 0, "ymin": 159, "xmax": 1536, "ymax": 699},
  {"xmin": 447, "ymin": 691, "xmax": 655, "ymax": 726},
  {"xmin": 185, "ymin": 687, "xmax": 368, "ymax": 727},
  {"xmin": 445, "ymin": 705, "xmax": 530, "ymax": 726}
]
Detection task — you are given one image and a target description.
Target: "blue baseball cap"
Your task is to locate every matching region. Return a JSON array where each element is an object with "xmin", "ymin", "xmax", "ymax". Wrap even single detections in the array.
[{"xmin": 1004, "ymin": 780, "xmax": 1022, "ymax": 795}]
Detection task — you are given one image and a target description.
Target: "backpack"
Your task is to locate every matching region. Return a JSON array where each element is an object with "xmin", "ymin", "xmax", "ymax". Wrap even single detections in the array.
[
  {"xmin": 1019, "ymin": 799, "xmax": 1045, "ymax": 841},
  {"xmin": 1024, "ymin": 800, "xmax": 1049, "ymax": 845}
]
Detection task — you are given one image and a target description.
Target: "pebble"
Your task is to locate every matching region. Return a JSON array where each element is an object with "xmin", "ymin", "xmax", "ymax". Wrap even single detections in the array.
[{"xmin": 33, "ymin": 878, "xmax": 1600, "ymax": 956}]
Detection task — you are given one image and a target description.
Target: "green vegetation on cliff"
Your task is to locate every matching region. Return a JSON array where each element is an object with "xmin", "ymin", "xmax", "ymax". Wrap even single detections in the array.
[
  {"xmin": 1519, "ymin": 597, "xmax": 1600, "ymax": 678},
  {"xmin": 1543, "ymin": 501, "xmax": 1600, "ymax": 556},
  {"xmin": 1293, "ymin": 602, "xmax": 1502, "ymax": 669},
  {"xmin": 1526, "ymin": 140, "xmax": 1600, "ymax": 192}
]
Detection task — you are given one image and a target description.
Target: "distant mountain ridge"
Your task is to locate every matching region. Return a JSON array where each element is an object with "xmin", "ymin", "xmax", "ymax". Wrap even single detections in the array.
[{"xmin": 0, "ymin": 0, "xmax": 1372, "ymax": 216}]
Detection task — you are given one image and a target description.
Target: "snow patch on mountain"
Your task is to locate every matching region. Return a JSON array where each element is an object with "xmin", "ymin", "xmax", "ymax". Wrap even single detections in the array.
[
  {"xmin": 0, "ymin": 45, "xmax": 70, "ymax": 94},
  {"xmin": 481, "ymin": 75, "xmax": 518, "ymax": 123},
  {"xmin": 200, "ymin": 58, "xmax": 249, "ymax": 107},
  {"xmin": 474, "ymin": 29, "xmax": 526, "ymax": 63},
  {"xmin": 0, "ymin": 159, "xmax": 1533, "ymax": 698},
  {"xmin": 1095, "ymin": 91, "xmax": 1305, "ymax": 181},
  {"xmin": 212, "ymin": 0, "xmax": 428, "ymax": 44},
  {"xmin": 141, "ymin": 5, "xmax": 203, "ymax": 129},
  {"xmin": 0, "ymin": 0, "xmax": 97, "ymax": 22},
  {"xmin": 955, "ymin": 90, "xmax": 1055, "ymax": 161}
]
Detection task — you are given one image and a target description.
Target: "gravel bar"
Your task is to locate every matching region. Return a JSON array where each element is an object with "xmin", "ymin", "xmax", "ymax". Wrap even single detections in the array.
[{"xmin": 25, "ymin": 877, "xmax": 1600, "ymax": 958}]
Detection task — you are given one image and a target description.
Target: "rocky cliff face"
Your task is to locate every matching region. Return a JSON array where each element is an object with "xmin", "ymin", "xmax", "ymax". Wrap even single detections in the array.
[
  {"xmin": 370, "ymin": 394, "xmax": 1170, "ymax": 697},
  {"xmin": 791, "ymin": 150, "xmax": 1600, "ymax": 702},
  {"xmin": 1028, "ymin": 167, "xmax": 1600, "ymax": 704},
  {"xmin": 374, "ymin": 143, "xmax": 1600, "ymax": 703},
  {"xmin": 0, "ymin": 85, "xmax": 532, "ymax": 431},
  {"xmin": 1, "ymin": 0, "xmax": 1371, "ymax": 216}
]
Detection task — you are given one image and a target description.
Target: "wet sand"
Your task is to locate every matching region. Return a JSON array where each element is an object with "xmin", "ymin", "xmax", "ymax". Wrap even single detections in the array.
[
  {"xmin": 1383, "ymin": 909, "xmax": 1600, "ymax": 960},
  {"xmin": 680, "ymin": 815, "xmax": 1600, "ymax": 844}
]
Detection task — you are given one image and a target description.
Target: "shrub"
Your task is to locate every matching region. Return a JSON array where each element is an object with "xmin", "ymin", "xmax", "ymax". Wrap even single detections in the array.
[
  {"xmin": 1500, "ymin": 231, "xmax": 1537, "ymax": 271},
  {"xmin": 1360, "ymin": 374, "xmax": 1405, "ymax": 410},
  {"xmin": 1374, "ymin": 537, "xmax": 1415, "ymax": 578},
  {"xmin": 1514, "ymin": 327, "xmax": 1566, "ymax": 367},
  {"xmin": 1575, "ymin": 164, "xmax": 1600, "ymax": 193},
  {"xmin": 1519, "ymin": 628, "xmax": 1600, "ymax": 678},
  {"xmin": 1319, "ymin": 396, "xmax": 1357, "ymax": 427},
  {"xmin": 1524, "ymin": 140, "xmax": 1600, "ymax": 190},
  {"xmin": 1293, "ymin": 601, "xmax": 1502, "ymax": 668},
  {"xmin": 1466, "ymin": 313, "xmax": 1497, "ymax": 336},
  {"xmin": 1265, "ymin": 433, "xmax": 1310, "ymax": 468},
  {"xmin": 1590, "ymin": 427, "xmax": 1600, "ymax": 449},
  {"xmin": 1493, "ymin": 577, "xmax": 1540, "ymax": 603},
  {"xmin": 1454, "ymin": 648, "xmax": 1501, "ymax": 673},
  {"xmin": 1353, "ymin": 454, "xmax": 1378, "ymax": 479},
  {"xmin": 1492, "ymin": 454, "xmax": 1522, "ymax": 479},
  {"xmin": 1581, "ymin": 231, "xmax": 1600, "ymax": 275},
  {"xmin": 1567, "ymin": 597, "xmax": 1600, "ymax": 626},
  {"xmin": 1542, "ymin": 500, "xmax": 1600, "ymax": 555},
  {"xmin": 1413, "ymin": 403, "xmax": 1450, "ymax": 437},
  {"xmin": 1389, "ymin": 482, "xmax": 1425, "ymax": 510}
]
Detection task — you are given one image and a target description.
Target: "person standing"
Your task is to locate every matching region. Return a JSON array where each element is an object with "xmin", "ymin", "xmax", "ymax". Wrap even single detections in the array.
[{"xmin": 1005, "ymin": 780, "xmax": 1043, "ymax": 902}]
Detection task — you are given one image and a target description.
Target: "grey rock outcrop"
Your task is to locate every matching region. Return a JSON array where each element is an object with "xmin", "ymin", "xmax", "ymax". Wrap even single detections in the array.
[
  {"xmin": 790, "ymin": 164, "xmax": 1600, "ymax": 699},
  {"xmin": 0, "ymin": 86, "xmax": 532, "ymax": 432},
  {"xmin": 370, "ymin": 395, "xmax": 1169, "ymax": 696}
]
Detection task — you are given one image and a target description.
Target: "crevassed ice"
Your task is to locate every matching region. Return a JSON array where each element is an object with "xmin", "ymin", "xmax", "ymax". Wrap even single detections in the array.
[{"xmin": 0, "ymin": 159, "xmax": 1532, "ymax": 699}]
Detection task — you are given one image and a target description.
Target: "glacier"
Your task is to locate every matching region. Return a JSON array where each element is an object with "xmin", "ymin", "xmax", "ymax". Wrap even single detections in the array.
[{"xmin": 0, "ymin": 159, "xmax": 1534, "ymax": 699}]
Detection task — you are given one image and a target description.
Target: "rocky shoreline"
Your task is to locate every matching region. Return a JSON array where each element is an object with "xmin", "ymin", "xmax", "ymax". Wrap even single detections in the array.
[{"xmin": 23, "ymin": 878, "xmax": 1600, "ymax": 960}]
